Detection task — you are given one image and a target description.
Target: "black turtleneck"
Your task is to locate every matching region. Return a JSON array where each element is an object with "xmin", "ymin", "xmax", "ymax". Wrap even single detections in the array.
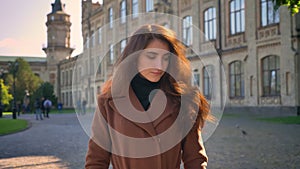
[{"xmin": 130, "ymin": 74, "xmax": 161, "ymax": 110}]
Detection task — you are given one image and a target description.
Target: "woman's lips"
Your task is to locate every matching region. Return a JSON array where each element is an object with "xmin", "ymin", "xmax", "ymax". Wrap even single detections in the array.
[{"xmin": 151, "ymin": 71, "xmax": 163, "ymax": 75}]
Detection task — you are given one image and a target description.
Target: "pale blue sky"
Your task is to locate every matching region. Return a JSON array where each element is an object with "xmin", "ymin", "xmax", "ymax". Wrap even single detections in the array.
[{"xmin": 0, "ymin": 0, "xmax": 100, "ymax": 57}]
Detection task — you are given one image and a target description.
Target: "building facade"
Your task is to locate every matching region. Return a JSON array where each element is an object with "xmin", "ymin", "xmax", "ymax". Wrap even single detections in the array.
[
  {"xmin": 57, "ymin": 0, "xmax": 300, "ymax": 114},
  {"xmin": 4, "ymin": 0, "xmax": 296, "ymax": 113}
]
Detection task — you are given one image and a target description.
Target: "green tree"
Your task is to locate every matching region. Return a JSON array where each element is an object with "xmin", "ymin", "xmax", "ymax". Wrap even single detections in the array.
[
  {"xmin": 6, "ymin": 58, "xmax": 43, "ymax": 109},
  {"xmin": 0, "ymin": 79, "xmax": 13, "ymax": 105},
  {"xmin": 32, "ymin": 82, "xmax": 57, "ymax": 106},
  {"xmin": 273, "ymin": 0, "xmax": 300, "ymax": 14}
]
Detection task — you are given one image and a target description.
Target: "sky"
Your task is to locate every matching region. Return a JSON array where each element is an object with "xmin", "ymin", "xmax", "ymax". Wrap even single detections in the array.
[{"xmin": 0, "ymin": 0, "xmax": 100, "ymax": 57}]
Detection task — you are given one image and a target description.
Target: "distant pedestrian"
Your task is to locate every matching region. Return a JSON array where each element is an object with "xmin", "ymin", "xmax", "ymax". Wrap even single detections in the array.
[
  {"xmin": 41, "ymin": 97, "xmax": 46, "ymax": 117},
  {"xmin": 57, "ymin": 102, "xmax": 63, "ymax": 113},
  {"xmin": 34, "ymin": 98, "xmax": 43, "ymax": 120},
  {"xmin": 43, "ymin": 98, "xmax": 52, "ymax": 118}
]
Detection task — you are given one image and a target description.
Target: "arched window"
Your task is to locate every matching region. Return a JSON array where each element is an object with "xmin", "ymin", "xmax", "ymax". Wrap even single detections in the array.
[
  {"xmin": 230, "ymin": 0, "xmax": 245, "ymax": 35},
  {"xmin": 262, "ymin": 55, "xmax": 280, "ymax": 96},
  {"xmin": 204, "ymin": 7, "xmax": 216, "ymax": 41},
  {"xmin": 229, "ymin": 60, "xmax": 244, "ymax": 98}
]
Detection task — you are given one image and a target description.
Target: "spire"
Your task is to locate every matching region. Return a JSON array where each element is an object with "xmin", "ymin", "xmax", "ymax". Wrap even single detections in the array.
[{"xmin": 51, "ymin": 0, "xmax": 65, "ymax": 13}]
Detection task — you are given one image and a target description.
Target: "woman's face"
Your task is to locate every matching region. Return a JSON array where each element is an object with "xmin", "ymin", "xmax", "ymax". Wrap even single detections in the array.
[{"xmin": 137, "ymin": 39, "xmax": 170, "ymax": 82}]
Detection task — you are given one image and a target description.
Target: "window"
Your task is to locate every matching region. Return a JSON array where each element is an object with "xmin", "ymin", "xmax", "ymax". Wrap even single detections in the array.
[
  {"xmin": 163, "ymin": 22, "xmax": 169, "ymax": 28},
  {"xmin": 204, "ymin": 7, "xmax": 216, "ymax": 41},
  {"xmin": 193, "ymin": 72, "xmax": 200, "ymax": 87},
  {"xmin": 61, "ymin": 71, "xmax": 64, "ymax": 86},
  {"xmin": 109, "ymin": 44, "xmax": 114, "ymax": 64},
  {"xmin": 183, "ymin": 16, "xmax": 193, "ymax": 46},
  {"xmin": 230, "ymin": 0, "xmax": 245, "ymax": 35},
  {"xmin": 62, "ymin": 93, "xmax": 65, "ymax": 105},
  {"xmin": 261, "ymin": 0, "xmax": 280, "ymax": 26},
  {"xmin": 109, "ymin": 7, "xmax": 113, "ymax": 28},
  {"xmin": 70, "ymin": 70, "xmax": 73, "ymax": 85},
  {"xmin": 146, "ymin": 0, "xmax": 154, "ymax": 12},
  {"xmin": 97, "ymin": 60, "xmax": 102, "ymax": 74},
  {"xmin": 70, "ymin": 92, "xmax": 73, "ymax": 107},
  {"xmin": 120, "ymin": 1, "xmax": 126, "ymax": 23},
  {"xmin": 132, "ymin": 0, "xmax": 139, "ymax": 18},
  {"xmin": 98, "ymin": 27, "xmax": 102, "ymax": 44},
  {"xmin": 203, "ymin": 65, "xmax": 213, "ymax": 99},
  {"xmin": 66, "ymin": 92, "xmax": 69, "ymax": 106},
  {"xmin": 85, "ymin": 37, "xmax": 90, "ymax": 49},
  {"xmin": 91, "ymin": 32, "xmax": 95, "ymax": 47},
  {"xmin": 120, "ymin": 39, "xmax": 126, "ymax": 53},
  {"xmin": 262, "ymin": 55, "xmax": 280, "ymax": 96},
  {"xmin": 229, "ymin": 61, "xmax": 244, "ymax": 98},
  {"xmin": 66, "ymin": 70, "xmax": 69, "ymax": 85}
]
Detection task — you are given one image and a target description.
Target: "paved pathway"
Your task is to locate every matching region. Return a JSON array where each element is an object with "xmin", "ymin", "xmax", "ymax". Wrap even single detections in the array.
[
  {"xmin": 0, "ymin": 114, "xmax": 88, "ymax": 169},
  {"xmin": 0, "ymin": 112, "xmax": 299, "ymax": 169}
]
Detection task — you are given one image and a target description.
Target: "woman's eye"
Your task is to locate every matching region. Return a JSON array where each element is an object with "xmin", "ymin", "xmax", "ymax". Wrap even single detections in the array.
[
  {"xmin": 163, "ymin": 55, "xmax": 170, "ymax": 61},
  {"xmin": 146, "ymin": 54, "xmax": 156, "ymax": 59}
]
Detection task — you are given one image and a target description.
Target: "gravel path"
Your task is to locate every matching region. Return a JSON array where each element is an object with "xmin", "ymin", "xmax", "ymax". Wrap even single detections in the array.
[{"xmin": 0, "ymin": 112, "xmax": 299, "ymax": 169}]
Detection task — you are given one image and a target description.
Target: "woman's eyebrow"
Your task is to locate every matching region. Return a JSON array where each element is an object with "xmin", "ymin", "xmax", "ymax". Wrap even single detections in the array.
[{"xmin": 145, "ymin": 51, "xmax": 158, "ymax": 55}]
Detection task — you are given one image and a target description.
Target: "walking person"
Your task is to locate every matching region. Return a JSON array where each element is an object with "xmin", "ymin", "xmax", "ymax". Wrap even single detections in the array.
[
  {"xmin": 41, "ymin": 97, "xmax": 46, "ymax": 117},
  {"xmin": 43, "ymin": 98, "xmax": 52, "ymax": 118},
  {"xmin": 85, "ymin": 24, "xmax": 212, "ymax": 169},
  {"xmin": 34, "ymin": 98, "xmax": 43, "ymax": 120}
]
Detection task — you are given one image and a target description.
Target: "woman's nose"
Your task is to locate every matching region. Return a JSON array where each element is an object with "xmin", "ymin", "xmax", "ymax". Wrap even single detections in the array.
[{"xmin": 153, "ymin": 59, "xmax": 163, "ymax": 70}]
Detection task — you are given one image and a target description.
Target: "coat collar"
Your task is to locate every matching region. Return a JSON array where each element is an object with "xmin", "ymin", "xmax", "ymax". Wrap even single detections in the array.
[{"xmin": 108, "ymin": 86, "xmax": 177, "ymax": 136}]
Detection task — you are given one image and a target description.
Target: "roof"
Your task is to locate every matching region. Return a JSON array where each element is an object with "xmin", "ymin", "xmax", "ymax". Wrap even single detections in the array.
[
  {"xmin": 51, "ymin": 0, "xmax": 65, "ymax": 14},
  {"xmin": 0, "ymin": 56, "xmax": 46, "ymax": 63}
]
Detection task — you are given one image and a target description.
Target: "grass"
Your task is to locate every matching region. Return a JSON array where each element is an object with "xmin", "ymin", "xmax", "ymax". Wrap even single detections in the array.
[
  {"xmin": 257, "ymin": 116, "xmax": 300, "ymax": 124},
  {"xmin": 3, "ymin": 112, "xmax": 12, "ymax": 116},
  {"xmin": 2, "ymin": 109, "xmax": 76, "ymax": 115},
  {"xmin": 0, "ymin": 119, "xmax": 28, "ymax": 135}
]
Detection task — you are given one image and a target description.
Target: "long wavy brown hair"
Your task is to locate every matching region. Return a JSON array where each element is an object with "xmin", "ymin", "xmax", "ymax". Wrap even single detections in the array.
[{"xmin": 101, "ymin": 24, "xmax": 211, "ymax": 128}]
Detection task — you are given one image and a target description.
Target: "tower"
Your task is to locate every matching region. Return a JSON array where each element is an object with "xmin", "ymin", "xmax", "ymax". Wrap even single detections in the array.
[{"xmin": 43, "ymin": 0, "xmax": 74, "ymax": 95}]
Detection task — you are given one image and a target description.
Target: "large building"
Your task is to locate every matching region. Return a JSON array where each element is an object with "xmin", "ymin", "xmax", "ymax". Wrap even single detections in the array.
[
  {"xmin": 1, "ymin": 0, "xmax": 299, "ymax": 115},
  {"xmin": 59, "ymin": 0, "xmax": 299, "ymax": 114}
]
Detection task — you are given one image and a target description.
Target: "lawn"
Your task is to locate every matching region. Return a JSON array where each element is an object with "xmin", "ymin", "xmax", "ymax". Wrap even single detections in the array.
[
  {"xmin": 0, "ymin": 119, "xmax": 28, "ymax": 135},
  {"xmin": 257, "ymin": 116, "xmax": 300, "ymax": 124},
  {"xmin": 2, "ymin": 109, "xmax": 76, "ymax": 115}
]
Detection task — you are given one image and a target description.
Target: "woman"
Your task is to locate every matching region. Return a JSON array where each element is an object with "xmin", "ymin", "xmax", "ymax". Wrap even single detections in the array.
[{"xmin": 86, "ymin": 24, "xmax": 211, "ymax": 169}]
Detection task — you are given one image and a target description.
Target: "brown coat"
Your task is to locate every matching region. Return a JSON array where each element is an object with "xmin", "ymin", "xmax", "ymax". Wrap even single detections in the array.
[{"xmin": 85, "ymin": 87, "xmax": 208, "ymax": 169}]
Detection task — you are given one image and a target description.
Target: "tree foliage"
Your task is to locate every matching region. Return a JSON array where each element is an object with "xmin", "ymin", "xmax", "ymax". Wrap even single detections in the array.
[
  {"xmin": 32, "ymin": 82, "xmax": 57, "ymax": 106},
  {"xmin": 0, "ymin": 79, "xmax": 13, "ymax": 105},
  {"xmin": 273, "ymin": 0, "xmax": 300, "ymax": 14},
  {"xmin": 5, "ymin": 58, "xmax": 43, "ymax": 107}
]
